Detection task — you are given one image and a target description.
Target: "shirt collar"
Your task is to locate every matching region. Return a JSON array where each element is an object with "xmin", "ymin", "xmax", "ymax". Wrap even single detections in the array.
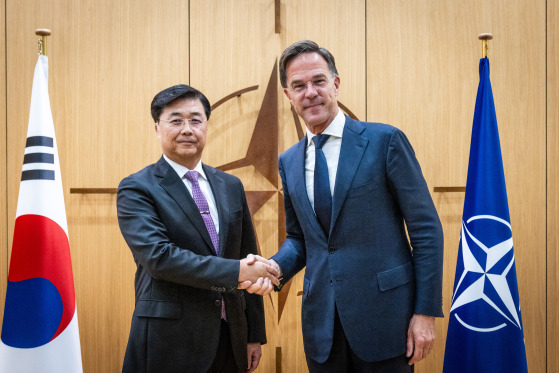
[
  {"xmin": 306, "ymin": 109, "xmax": 345, "ymax": 146},
  {"xmin": 163, "ymin": 155, "xmax": 207, "ymax": 180}
]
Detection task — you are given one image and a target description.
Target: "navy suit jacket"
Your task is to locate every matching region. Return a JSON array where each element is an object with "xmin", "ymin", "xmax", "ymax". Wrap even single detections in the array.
[
  {"xmin": 272, "ymin": 116, "xmax": 444, "ymax": 363},
  {"xmin": 117, "ymin": 156, "xmax": 266, "ymax": 373}
]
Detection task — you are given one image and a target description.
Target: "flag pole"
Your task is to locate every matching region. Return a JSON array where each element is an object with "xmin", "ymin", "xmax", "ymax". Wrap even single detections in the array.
[
  {"xmin": 478, "ymin": 33, "xmax": 493, "ymax": 58},
  {"xmin": 35, "ymin": 28, "xmax": 51, "ymax": 56}
]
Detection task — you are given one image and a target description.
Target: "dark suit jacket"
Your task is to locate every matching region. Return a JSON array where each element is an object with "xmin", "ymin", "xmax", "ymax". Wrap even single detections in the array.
[
  {"xmin": 117, "ymin": 156, "xmax": 266, "ymax": 373},
  {"xmin": 272, "ymin": 116, "xmax": 444, "ymax": 363}
]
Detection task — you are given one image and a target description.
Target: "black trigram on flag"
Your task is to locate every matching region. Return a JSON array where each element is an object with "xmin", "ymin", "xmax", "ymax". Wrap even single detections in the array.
[{"xmin": 21, "ymin": 136, "xmax": 55, "ymax": 181}]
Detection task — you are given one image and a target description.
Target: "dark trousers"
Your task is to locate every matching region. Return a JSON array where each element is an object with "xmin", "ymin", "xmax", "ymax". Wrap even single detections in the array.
[
  {"xmin": 306, "ymin": 309, "xmax": 414, "ymax": 373},
  {"xmin": 207, "ymin": 320, "xmax": 241, "ymax": 373}
]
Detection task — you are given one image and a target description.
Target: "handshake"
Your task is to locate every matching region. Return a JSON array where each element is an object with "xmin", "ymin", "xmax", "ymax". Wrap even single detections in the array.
[{"xmin": 238, "ymin": 254, "xmax": 283, "ymax": 295}]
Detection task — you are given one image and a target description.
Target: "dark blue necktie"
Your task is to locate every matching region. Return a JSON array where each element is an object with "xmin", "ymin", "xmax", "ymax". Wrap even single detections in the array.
[{"xmin": 313, "ymin": 134, "xmax": 332, "ymax": 236}]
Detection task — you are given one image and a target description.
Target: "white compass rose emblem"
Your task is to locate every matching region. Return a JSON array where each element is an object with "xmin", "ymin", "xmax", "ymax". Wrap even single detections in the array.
[{"xmin": 450, "ymin": 215, "xmax": 522, "ymax": 332}]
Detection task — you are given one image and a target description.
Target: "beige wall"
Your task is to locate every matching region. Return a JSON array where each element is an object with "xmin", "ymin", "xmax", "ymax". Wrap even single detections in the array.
[
  {"xmin": 0, "ymin": 0, "xmax": 6, "ymax": 330},
  {"xmin": 0, "ymin": 1, "xmax": 555, "ymax": 372},
  {"xmin": 368, "ymin": 1, "xmax": 547, "ymax": 372},
  {"xmin": 548, "ymin": 0, "xmax": 559, "ymax": 371}
]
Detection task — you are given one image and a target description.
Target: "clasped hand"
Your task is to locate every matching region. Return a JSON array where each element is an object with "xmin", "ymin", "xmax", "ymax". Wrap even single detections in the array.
[{"xmin": 238, "ymin": 254, "xmax": 282, "ymax": 295}]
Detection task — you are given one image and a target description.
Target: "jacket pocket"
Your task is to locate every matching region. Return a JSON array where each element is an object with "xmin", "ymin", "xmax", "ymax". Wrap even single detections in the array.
[
  {"xmin": 377, "ymin": 262, "xmax": 414, "ymax": 292},
  {"xmin": 135, "ymin": 299, "xmax": 182, "ymax": 319},
  {"xmin": 229, "ymin": 208, "xmax": 242, "ymax": 221},
  {"xmin": 346, "ymin": 177, "xmax": 380, "ymax": 199}
]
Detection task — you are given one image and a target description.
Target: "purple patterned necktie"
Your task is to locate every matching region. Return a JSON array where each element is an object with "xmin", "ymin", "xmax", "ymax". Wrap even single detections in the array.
[
  {"xmin": 184, "ymin": 170, "xmax": 226, "ymax": 320},
  {"xmin": 184, "ymin": 170, "xmax": 219, "ymax": 254}
]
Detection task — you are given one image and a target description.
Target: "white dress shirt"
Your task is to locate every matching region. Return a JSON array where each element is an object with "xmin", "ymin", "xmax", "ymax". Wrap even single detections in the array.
[
  {"xmin": 305, "ymin": 109, "xmax": 345, "ymax": 210},
  {"xmin": 163, "ymin": 155, "xmax": 220, "ymax": 233}
]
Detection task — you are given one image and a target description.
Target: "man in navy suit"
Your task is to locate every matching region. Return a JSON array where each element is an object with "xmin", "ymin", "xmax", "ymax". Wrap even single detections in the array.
[
  {"xmin": 248, "ymin": 40, "xmax": 444, "ymax": 372},
  {"xmin": 117, "ymin": 85, "xmax": 279, "ymax": 373}
]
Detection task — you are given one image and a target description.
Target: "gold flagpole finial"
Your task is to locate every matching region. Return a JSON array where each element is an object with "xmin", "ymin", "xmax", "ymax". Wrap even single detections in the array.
[
  {"xmin": 35, "ymin": 29, "xmax": 51, "ymax": 56},
  {"xmin": 478, "ymin": 33, "xmax": 493, "ymax": 58}
]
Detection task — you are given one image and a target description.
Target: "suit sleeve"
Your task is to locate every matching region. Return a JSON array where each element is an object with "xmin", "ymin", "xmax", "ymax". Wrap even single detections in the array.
[
  {"xmin": 271, "ymin": 156, "xmax": 307, "ymax": 285},
  {"xmin": 117, "ymin": 176, "xmax": 240, "ymax": 292},
  {"xmin": 236, "ymin": 182, "xmax": 267, "ymax": 344},
  {"xmin": 386, "ymin": 129, "xmax": 444, "ymax": 317}
]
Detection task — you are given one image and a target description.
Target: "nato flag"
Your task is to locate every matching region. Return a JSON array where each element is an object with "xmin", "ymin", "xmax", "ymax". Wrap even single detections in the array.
[{"xmin": 442, "ymin": 58, "xmax": 528, "ymax": 372}]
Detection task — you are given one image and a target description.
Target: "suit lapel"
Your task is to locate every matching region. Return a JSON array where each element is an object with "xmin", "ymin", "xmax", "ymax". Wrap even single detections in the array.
[
  {"xmin": 155, "ymin": 157, "xmax": 216, "ymax": 255},
  {"xmin": 331, "ymin": 118, "xmax": 368, "ymax": 232},
  {"xmin": 289, "ymin": 137, "xmax": 327, "ymax": 240},
  {"xmin": 204, "ymin": 164, "xmax": 229, "ymax": 257}
]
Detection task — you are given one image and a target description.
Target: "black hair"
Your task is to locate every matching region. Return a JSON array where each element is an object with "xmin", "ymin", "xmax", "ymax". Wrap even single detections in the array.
[{"xmin": 150, "ymin": 84, "xmax": 211, "ymax": 122}]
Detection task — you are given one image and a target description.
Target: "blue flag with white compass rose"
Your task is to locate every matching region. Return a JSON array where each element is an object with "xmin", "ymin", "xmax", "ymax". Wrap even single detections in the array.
[{"xmin": 442, "ymin": 58, "xmax": 528, "ymax": 373}]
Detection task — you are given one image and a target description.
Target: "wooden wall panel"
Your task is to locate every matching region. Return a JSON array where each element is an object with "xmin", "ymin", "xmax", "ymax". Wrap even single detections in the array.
[
  {"xmin": 278, "ymin": 3, "xmax": 366, "ymax": 372},
  {"xmin": 5, "ymin": 0, "xmax": 189, "ymax": 371},
  {"xmin": 279, "ymin": 0, "xmax": 367, "ymax": 122},
  {"xmin": 367, "ymin": 1, "xmax": 546, "ymax": 372},
  {"xmin": 191, "ymin": 1, "xmax": 365, "ymax": 371},
  {"xmin": 190, "ymin": 0, "xmax": 281, "ymax": 175},
  {"xmin": 190, "ymin": 3, "xmax": 282, "ymax": 372},
  {"xmin": 548, "ymin": 0, "xmax": 559, "ymax": 370},
  {"xmin": 0, "ymin": 0, "xmax": 6, "ymax": 327}
]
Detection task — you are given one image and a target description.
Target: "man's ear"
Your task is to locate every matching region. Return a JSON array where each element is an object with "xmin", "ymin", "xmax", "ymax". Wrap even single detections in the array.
[
  {"xmin": 154, "ymin": 122, "xmax": 160, "ymax": 139},
  {"xmin": 333, "ymin": 76, "xmax": 340, "ymax": 95},
  {"xmin": 283, "ymin": 88, "xmax": 292, "ymax": 102}
]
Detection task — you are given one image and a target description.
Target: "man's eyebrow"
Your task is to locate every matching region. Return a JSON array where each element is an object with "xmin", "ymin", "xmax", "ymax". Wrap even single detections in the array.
[
  {"xmin": 167, "ymin": 110, "xmax": 204, "ymax": 117},
  {"xmin": 290, "ymin": 73, "xmax": 329, "ymax": 84}
]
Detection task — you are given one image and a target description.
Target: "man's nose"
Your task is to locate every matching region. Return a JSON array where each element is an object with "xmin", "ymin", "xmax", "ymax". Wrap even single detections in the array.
[
  {"xmin": 180, "ymin": 122, "xmax": 193, "ymax": 134},
  {"xmin": 304, "ymin": 82, "xmax": 319, "ymax": 98}
]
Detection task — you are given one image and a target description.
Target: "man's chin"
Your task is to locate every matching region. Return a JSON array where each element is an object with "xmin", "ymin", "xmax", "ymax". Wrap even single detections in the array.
[
  {"xmin": 303, "ymin": 115, "xmax": 328, "ymax": 128},
  {"xmin": 302, "ymin": 105, "xmax": 324, "ymax": 117},
  {"xmin": 176, "ymin": 144, "xmax": 198, "ymax": 153}
]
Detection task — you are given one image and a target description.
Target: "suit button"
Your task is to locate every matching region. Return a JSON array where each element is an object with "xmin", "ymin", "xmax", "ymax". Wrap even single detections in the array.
[
  {"xmin": 215, "ymin": 299, "xmax": 222, "ymax": 307},
  {"xmin": 328, "ymin": 247, "xmax": 336, "ymax": 254}
]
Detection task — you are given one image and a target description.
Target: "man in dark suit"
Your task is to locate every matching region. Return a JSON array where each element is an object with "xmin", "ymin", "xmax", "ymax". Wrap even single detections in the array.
[
  {"xmin": 117, "ymin": 84, "xmax": 279, "ymax": 373},
  {"xmin": 248, "ymin": 40, "xmax": 444, "ymax": 372}
]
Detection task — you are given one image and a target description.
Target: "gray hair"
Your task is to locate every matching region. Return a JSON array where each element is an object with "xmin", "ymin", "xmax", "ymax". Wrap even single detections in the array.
[{"xmin": 279, "ymin": 40, "xmax": 338, "ymax": 88}]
